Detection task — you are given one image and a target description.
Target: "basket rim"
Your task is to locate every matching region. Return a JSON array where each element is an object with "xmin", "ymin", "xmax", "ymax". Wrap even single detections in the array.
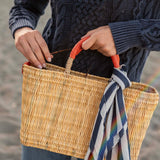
[{"xmin": 23, "ymin": 63, "xmax": 159, "ymax": 98}]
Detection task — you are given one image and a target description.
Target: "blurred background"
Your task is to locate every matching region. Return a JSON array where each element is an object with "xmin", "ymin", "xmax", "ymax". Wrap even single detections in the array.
[{"xmin": 0, "ymin": 1, "xmax": 160, "ymax": 160}]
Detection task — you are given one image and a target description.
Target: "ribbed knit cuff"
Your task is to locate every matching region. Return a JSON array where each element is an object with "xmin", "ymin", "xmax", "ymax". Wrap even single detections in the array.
[
  {"xmin": 10, "ymin": 19, "xmax": 35, "ymax": 38},
  {"xmin": 108, "ymin": 20, "xmax": 142, "ymax": 54}
]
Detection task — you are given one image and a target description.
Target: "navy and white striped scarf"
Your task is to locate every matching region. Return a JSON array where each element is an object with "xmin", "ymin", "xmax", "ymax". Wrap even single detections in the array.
[{"xmin": 85, "ymin": 66, "xmax": 132, "ymax": 160}]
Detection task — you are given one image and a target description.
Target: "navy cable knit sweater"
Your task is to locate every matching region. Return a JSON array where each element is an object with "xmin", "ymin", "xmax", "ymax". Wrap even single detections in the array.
[{"xmin": 9, "ymin": 0, "xmax": 160, "ymax": 82}]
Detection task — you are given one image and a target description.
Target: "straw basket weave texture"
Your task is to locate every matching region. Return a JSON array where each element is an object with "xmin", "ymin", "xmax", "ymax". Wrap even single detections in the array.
[{"xmin": 20, "ymin": 63, "xmax": 159, "ymax": 160}]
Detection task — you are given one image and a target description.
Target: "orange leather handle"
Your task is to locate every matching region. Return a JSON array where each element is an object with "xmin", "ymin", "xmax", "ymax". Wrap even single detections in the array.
[
  {"xmin": 70, "ymin": 37, "xmax": 89, "ymax": 59},
  {"xmin": 111, "ymin": 55, "xmax": 120, "ymax": 68},
  {"xmin": 70, "ymin": 37, "xmax": 120, "ymax": 68}
]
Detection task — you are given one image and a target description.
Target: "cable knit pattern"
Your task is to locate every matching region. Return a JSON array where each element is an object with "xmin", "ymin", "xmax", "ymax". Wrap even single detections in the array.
[
  {"xmin": 9, "ymin": 0, "xmax": 160, "ymax": 82},
  {"xmin": 69, "ymin": 0, "xmax": 113, "ymax": 76},
  {"xmin": 70, "ymin": 0, "xmax": 112, "ymax": 45}
]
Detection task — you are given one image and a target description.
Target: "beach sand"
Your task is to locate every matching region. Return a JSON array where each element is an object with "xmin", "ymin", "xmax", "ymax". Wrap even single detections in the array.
[{"xmin": 0, "ymin": 1, "xmax": 160, "ymax": 160}]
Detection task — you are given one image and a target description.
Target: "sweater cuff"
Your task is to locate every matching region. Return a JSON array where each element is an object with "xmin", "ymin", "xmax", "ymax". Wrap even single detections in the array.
[
  {"xmin": 108, "ymin": 20, "xmax": 142, "ymax": 54},
  {"xmin": 10, "ymin": 19, "xmax": 35, "ymax": 38}
]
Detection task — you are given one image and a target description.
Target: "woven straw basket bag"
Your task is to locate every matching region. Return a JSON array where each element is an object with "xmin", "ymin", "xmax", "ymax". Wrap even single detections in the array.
[{"xmin": 20, "ymin": 39, "xmax": 159, "ymax": 160}]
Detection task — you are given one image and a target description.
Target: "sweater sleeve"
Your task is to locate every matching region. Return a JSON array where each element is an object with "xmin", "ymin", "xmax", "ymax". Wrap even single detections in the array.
[
  {"xmin": 108, "ymin": 19, "xmax": 160, "ymax": 54},
  {"xmin": 9, "ymin": 0, "xmax": 49, "ymax": 38}
]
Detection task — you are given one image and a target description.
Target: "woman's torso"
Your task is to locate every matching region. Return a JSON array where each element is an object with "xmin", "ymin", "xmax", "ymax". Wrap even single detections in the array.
[{"xmin": 42, "ymin": 0, "xmax": 154, "ymax": 82}]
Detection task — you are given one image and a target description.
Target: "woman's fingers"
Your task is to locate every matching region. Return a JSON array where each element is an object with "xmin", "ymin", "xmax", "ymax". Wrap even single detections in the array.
[
  {"xmin": 82, "ymin": 36, "xmax": 96, "ymax": 50},
  {"xmin": 35, "ymin": 31, "xmax": 53, "ymax": 62},
  {"xmin": 28, "ymin": 36, "xmax": 46, "ymax": 68},
  {"xmin": 15, "ymin": 27, "xmax": 53, "ymax": 68},
  {"xmin": 97, "ymin": 47, "xmax": 116, "ymax": 57},
  {"xmin": 81, "ymin": 27, "xmax": 105, "ymax": 39},
  {"xmin": 20, "ymin": 39, "xmax": 43, "ymax": 68},
  {"xmin": 81, "ymin": 26, "xmax": 117, "ymax": 57},
  {"xmin": 90, "ymin": 44, "xmax": 99, "ymax": 50},
  {"xmin": 97, "ymin": 47, "xmax": 109, "ymax": 57},
  {"xmin": 15, "ymin": 33, "xmax": 40, "ymax": 67},
  {"xmin": 81, "ymin": 30, "xmax": 95, "ymax": 39}
]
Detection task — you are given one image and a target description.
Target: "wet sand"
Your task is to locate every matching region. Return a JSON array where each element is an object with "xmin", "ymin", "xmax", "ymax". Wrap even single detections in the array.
[{"xmin": 0, "ymin": 1, "xmax": 160, "ymax": 160}]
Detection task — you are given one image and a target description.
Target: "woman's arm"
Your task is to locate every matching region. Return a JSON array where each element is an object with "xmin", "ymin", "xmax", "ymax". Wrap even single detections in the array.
[
  {"xmin": 9, "ymin": 0, "xmax": 53, "ymax": 69},
  {"xmin": 82, "ymin": 1, "xmax": 160, "ymax": 56},
  {"xmin": 108, "ymin": 19, "xmax": 160, "ymax": 54},
  {"xmin": 81, "ymin": 19, "xmax": 160, "ymax": 56}
]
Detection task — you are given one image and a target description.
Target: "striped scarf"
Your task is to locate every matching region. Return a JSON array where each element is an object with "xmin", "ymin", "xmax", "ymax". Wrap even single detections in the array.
[{"xmin": 85, "ymin": 66, "xmax": 131, "ymax": 160}]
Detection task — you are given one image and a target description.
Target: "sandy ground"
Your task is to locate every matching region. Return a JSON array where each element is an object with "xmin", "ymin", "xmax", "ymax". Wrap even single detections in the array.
[{"xmin": 0, "ymin": 1, "xmax": 160, "ymax": 160}]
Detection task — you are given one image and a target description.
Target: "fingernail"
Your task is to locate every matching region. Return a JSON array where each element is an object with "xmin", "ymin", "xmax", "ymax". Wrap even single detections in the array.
[
  {"xmin": 43, "ymin": 63, "xmax": 46, "ymax": 68},
  {"xmin": 82, "ymin": 42, "xmax": 86, "ymax": 47},
  {"xmin": 47, "ymin": 57, "xmax": 52, "ymax": 62},
  {"xmin": 38, "ymin": 65, "xmax": 42, "ymax": 69}
]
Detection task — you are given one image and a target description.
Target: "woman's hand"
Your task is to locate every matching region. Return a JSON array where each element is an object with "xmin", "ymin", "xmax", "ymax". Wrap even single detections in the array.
[
  {"xmin": 15, "ymin": 27, "xmax": 53, "ymax": 69},
  {"xmin": 81, "ymin": 26, "xmax": 116, "ymax": 57}
]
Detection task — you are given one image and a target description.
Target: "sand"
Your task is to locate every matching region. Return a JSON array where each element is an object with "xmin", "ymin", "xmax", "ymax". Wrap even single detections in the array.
[{"xmin": 0, "ymin": 1, "xmax": 160, "ymax": 160}]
